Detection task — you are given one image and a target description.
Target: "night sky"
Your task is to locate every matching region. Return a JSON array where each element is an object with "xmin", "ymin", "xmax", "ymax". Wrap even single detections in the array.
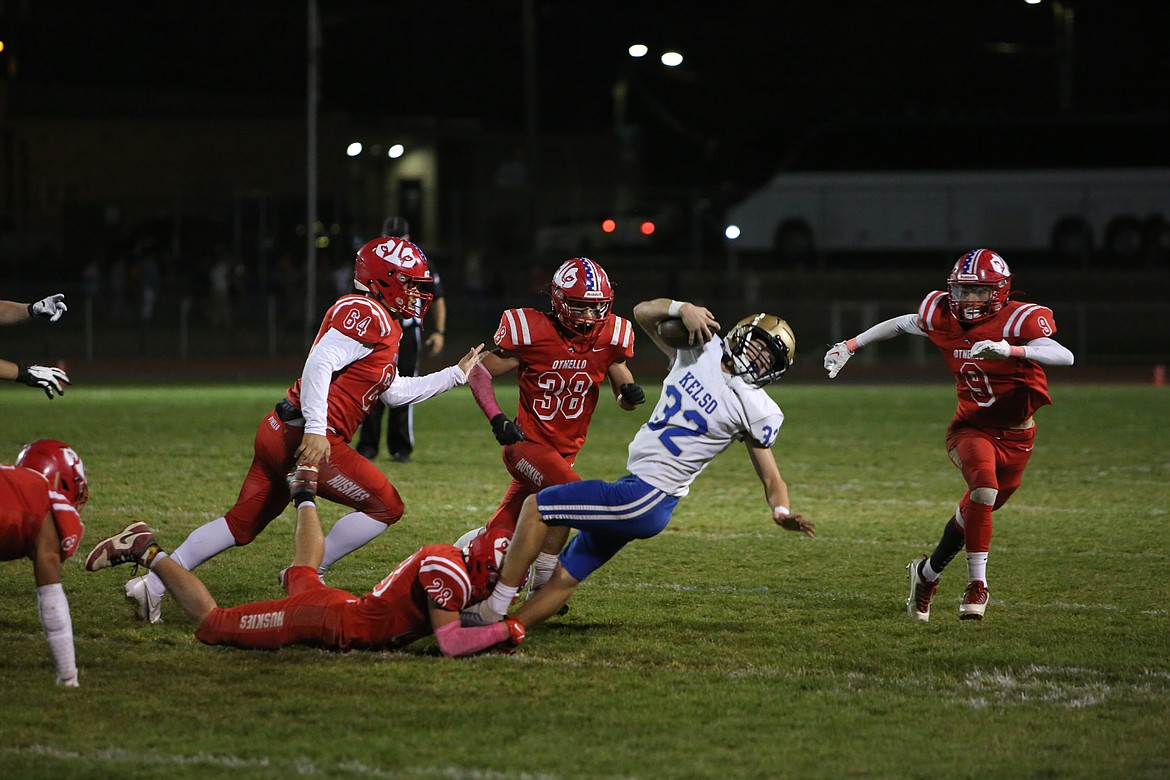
[{"xmin": 4, "ymin": 0, "xmax": 1169, "ymax": 187}]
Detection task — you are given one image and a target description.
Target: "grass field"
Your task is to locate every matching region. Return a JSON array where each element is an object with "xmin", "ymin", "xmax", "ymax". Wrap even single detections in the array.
[{"xmin": 1, "ymin": 378, "xmax": 1168, "ymax": 779}]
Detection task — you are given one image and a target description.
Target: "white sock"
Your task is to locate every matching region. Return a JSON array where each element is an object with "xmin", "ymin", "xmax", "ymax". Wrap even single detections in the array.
[
  {"xmin": 319, "ymin": 511, "xmax": 388, "ymax": 573},
  {"xmin": 530, "ymin": 552, "xmax": 559, "ymax": 591},
  {"xmin": 147, "ymin": 517, "xmax": 236, "ymax": 597},
  {"xmin": 922, "ymin": 559, "xmax": 941, "ymax": 581},
  {"xmin": 966, "ymin": 551, "xmax": 989, "ymax": 585},
  {"xmin": 487, "ymin": 584, "xmax": 519, "ymax": 616}
]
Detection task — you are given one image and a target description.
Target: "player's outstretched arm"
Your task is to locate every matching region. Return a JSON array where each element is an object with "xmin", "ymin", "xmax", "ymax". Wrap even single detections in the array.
[
  {"xmin": 431, "ymin": 605, "xmax": 525, "ymax": 657},
  {"xmin": 824, "ymin": 313, "xmax": 924, "ymax": 378},
  {"xmin": 468, "ymin": 351, "xmax": 526, "ymax": 444}
]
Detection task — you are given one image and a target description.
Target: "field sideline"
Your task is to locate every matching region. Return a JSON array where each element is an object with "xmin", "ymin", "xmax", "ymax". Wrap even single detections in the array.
[{"xmin": 1, "ymin": 380, "xmax": 1167, "ymax": 779}]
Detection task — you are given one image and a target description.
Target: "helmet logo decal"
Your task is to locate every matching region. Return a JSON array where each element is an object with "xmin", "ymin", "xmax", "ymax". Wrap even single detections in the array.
[{"xmin": 373, "ymin": 238, "xmax": 422, "ymax": 269}]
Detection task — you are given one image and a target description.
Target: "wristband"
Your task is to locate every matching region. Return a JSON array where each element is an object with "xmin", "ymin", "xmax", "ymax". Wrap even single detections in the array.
[
  {"xmin": 773, "ymin": 506, "xmax": 789, "ymax": 516},
  {"xmin": 667, "ymin": 300, "xmax": 684, "ymax": 317}
]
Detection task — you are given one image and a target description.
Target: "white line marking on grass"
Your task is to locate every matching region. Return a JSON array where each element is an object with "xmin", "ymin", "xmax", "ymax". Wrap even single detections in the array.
[
  {"xmin": 4, "ymin": 745, "xmax": 568, "ymax": 779},
  {"xmin": 720, "ymin": 666, "xmax": 1170, "ymax": 710}
]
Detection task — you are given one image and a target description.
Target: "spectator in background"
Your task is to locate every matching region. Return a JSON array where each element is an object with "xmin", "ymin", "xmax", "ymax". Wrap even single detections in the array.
[
  {"xmin": 0, "ymin": 293, "xmax": 70, "ymax": 399},
  {"xmin": 355, "ymin": 217, "xmax": 448, "ymax": 464},
  {"xmin": 137, "ymin": 239, "xmax": 160, "ymax": 322},
  {"xmin": 208, "ymin": 248, "xmax": 233, "ymax": 329}
]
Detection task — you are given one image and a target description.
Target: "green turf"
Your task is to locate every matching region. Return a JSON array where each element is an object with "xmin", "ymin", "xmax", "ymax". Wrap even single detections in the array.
[{"xmin": 1, "ymin": 380, "xmax": 1167, "ymax": 779}]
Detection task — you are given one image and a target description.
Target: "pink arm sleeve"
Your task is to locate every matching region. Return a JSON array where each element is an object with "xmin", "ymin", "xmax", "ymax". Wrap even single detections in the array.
[
  {"xmin": 468, "ymin": 363, "xmax": 503, "ymax": 421},
  {"xmin": 434, "ymin": 618, "xmax": 508, "ymax": 657}
]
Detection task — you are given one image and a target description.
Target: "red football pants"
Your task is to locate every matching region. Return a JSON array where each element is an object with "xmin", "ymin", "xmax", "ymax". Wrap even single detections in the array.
[
  {"xmin": 946, "ymin": 421, "xmax": 1035, "ymax": 553},
  {"xmin": 484, "ymin": 440, "xmax": 581, "ymax": 537},
  {"xmin": 223, "ymin": 411, "xmax": 405, "ymax": 545},
  {"xmin": 194, "ymin": 567, "xmax": 352, "ymax": 650}
]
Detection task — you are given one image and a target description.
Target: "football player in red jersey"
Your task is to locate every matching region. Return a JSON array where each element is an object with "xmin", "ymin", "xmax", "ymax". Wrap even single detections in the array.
[
  {"xmin": 823, "ymin": 248, "xmax": 1074, "ymax": 621},
  {"xmin": 0, "ymin": 293, "xmax": 71, "ymax": 399},
  {"xmin": 124, "ymin": 237, "xmax": 486, "ymax": 624},
  {"xmin": 1, "ymin": 440, "xmax": 88, "ymax": 686},
  {"xmin": 463, "ymin": 256, "xmax": 645, "ymax": 593},
  {"xmin": 86, "ymin": 466, "xmax": 524, "ymax": 656}
]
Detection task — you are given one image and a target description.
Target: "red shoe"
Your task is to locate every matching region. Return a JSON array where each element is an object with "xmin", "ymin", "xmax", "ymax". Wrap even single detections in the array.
[
  {"xmin": 905, "ymin": 557, "xmax": 938, "ymax": 621},
  {"xmin": 959, "ymin": 580, "xmax": 989, "ymax": 620},
  {"xmin": 85, "ymin": 522, "xmax": 157, "ymax": 571}
]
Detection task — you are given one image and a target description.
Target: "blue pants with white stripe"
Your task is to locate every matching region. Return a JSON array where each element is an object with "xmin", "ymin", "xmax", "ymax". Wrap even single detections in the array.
[{"xmin": 536, "ymin": 474, "xmax": 679, "ymax": 582}]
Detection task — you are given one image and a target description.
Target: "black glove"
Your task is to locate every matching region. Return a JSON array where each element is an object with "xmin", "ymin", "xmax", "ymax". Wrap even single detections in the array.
[
  {"xmin": 619, "ymin": 383, "xmax": 646, "ymax": 407},
  {"xmin": 17, "ymin": 365, "xmax": 70, "ymax": 399},
  {"xmin": 490, "ymin": 413, "xmax": 526, "ymax": 445}
]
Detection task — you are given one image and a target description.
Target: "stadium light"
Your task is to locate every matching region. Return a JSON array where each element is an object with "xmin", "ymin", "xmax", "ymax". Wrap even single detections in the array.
[
  {"xmin": 346, "ymin": 142, "xmax": 363, "ymax": 157},
  {"xmin": 661, "ymin": 51, "xmax": 684, "ymax": 67},
  {"xmin": 388, "ymin": 144, "xmax": 404, "ymax": 159},
  {"xmin": 628, "ymin": 43, "xmax": 648, "ymax": 58},
  {"xmin": 725, "ymin": 225, "xmax": 741, "ymax": 240}
]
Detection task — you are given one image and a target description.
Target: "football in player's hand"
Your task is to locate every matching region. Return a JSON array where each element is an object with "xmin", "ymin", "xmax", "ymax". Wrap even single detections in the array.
[{"xmin": 656, "ymin": 317, "xmax": 702, "ymax": 348}]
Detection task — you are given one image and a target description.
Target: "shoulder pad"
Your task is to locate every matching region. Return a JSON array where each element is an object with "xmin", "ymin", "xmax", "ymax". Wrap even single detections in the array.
[{"xmin": 329, "ymin": 296, "xmax": 393, "ymax": 341}]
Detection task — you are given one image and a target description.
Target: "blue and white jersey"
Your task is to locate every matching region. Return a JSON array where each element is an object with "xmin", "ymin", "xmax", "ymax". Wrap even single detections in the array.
[{"xmin": 626, "ymin": 336, "xmax": 784, "ymax": 497}]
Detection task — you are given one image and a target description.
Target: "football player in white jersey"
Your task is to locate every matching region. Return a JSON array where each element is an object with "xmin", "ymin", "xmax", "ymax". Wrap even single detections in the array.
[{"xmin": 462, "ymin": 298, "xmax": 815, "ymax": 630}]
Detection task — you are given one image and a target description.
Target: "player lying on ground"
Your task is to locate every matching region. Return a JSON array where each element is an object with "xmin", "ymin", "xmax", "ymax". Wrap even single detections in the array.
[
  {"xmin": 85, "ymin": 465, "xmax": 524, "ymax": 656},
  {"xmin": 462, "ymin": 298, "xmax": 815, "ymax": 630}
]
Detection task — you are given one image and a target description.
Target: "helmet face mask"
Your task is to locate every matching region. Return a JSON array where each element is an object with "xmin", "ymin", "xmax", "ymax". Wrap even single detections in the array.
[
  {"xmin": 353, "ymin": 237, "xmax": 434, "ymax": 319},
  {"xmin": 15, "ymin": 439, "xmax": 89, "ymax": 508},
  {"xmin": 723, "ymin": 313, "xmax": 795, "ymax": 386},
  {"xmin": 550, "ymin": 257, "xmax": 614, "ymax": 336},
  {"xmin": 947, "ymin": 248, "xmax": 1011, "ymax": 323}
]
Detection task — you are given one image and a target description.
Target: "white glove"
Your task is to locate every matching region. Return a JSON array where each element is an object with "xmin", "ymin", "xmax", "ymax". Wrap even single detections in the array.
[
  {"xmin": 29, "ymin": 293, "xmax": 68, "ymax": 322},
  {"xmin": 56, "ymin": 674, "xmax": 80, "ymax": 688},
  {"xmin": 17, "ymin": 365, "xmax": 70, "ymax": 399},
  {"xmin": 823, "ymin": 341, "xmax": 854, "ymax": 379},
  {"xmin": 460, "ymin": 600, "xmax": 504, "ymax": 627},
  {"xmin": 971, "ymin": 339, "xmax": 1011, "ymax": 359}
]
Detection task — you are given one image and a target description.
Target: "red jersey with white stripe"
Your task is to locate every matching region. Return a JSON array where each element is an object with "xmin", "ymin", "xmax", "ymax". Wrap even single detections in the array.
[
  {"xmin": 917, "ymin": 291, "xmax": 1056, "ymax": 428},
  {"xmin": 0, "ymin": 465, "xmax": 84, "ymax": 562},
  {"xmin": 337, "ymin": 543, "xmax": 472, "ymax": 650},
  {"xmin": 493, "ymin": 309, "xmax": 635, "ymax": 458},
  {"xmin": 287, "ymin": 294, "xmax": 402, "ymax": 441}
]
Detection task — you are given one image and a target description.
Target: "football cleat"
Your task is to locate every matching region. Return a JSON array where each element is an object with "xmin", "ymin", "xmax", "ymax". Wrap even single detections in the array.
[
  {"xmin": 959, "ymin": 580, "xmax": 989, "ymax": 620},
  {"xmin": 906, "ymin": 557, "xmax": 939, "ymax": 622},
  {"xmin": 124, "ymin": 574, "xmax": 163, "ymax": 624},
  {"xmin": 84, "ymin": 522, "xmax": 157, "ymax": 571}
]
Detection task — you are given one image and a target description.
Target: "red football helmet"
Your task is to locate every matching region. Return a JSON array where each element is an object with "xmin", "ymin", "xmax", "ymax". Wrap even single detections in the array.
[
  {"xmin": 15, "ymin": 439, "xmax": 89, "ymax": 508},
  {"xmin": 550, "ymin": 257, "xmax": 614, "ymax": 335},
  {"xmin": 353, "ymin": 237, "xmax": 434, "ymax": 319},
  {"xmin": 463, "ymin": 526, "xmax": 510, "ymax": 603},
  {"xmin": 947, "ymin": 248, "xmax": 1012, "ymax": 323}
]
